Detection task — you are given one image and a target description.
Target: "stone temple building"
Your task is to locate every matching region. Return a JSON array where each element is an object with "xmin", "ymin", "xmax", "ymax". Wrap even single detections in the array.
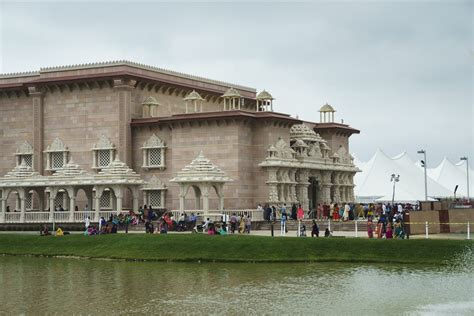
[{"xmin": 0, "ymin": 61, "xmax": 359, "ymax": 223}]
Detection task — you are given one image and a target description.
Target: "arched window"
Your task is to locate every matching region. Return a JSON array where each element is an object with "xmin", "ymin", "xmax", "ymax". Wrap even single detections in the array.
[
  {"xmin": 92, "ymin": 135, "xmax": 115, "ymax": 170},
  {"xmin": 142, "ymin": 134, "xmax": 166, "ymax": 170}
]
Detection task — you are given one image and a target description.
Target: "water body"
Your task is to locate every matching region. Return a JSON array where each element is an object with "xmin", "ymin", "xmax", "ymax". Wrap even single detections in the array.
[{"xmin": 0, "ymin": 255, "xmax": 473, "ymax": 315}]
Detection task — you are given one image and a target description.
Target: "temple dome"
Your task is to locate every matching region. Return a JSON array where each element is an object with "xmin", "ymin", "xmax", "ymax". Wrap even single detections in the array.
[
  {"xmin": 256, "ymin": 89, "xmax": 274, "ymax": 100},
  {"xmin": 290, "ymin": 124, "xmax": 320, "ymax": 142},
  {"xmin": 319, "ymin": 103, "xmax": 335, "ymax": 112}
]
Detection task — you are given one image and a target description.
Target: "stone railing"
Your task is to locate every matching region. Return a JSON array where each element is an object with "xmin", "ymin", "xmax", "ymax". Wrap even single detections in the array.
[
  {"xmin": 1, "ymin": 211, "xmax": 130, "ymax": 224},
  {"xmin": 4, "ymin": 212, "xmax": 21, "ymax": 223},
  {"xmin": 169, "ymin": 209, "xmax": 262, "ymax": 221}
]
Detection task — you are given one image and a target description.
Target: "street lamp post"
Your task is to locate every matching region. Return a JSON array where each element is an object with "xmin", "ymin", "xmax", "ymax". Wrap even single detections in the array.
[
  {"xmin": 391, "ymin": 174, "xmax": 400, "ymax": 206},
  {"xmin": 460, "ymin": 157, "xmax": 470, "ymax": 201},
  {"xmin": 418, "ymin": 150, "xmax": 428, "ymax": 201}
]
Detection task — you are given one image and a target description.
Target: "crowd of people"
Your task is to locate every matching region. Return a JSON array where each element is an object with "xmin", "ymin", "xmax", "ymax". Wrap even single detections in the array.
[
  {"xmin": 37, "ymin": 201, "xmax": 411, "ymax": 239},
  {"xmin": 261, "ymin": 202, "xmax": 416, "ymax": 222}
]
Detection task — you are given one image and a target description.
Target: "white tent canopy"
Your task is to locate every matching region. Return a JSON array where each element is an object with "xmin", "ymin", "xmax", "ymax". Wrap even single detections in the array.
[
  {"xmin": 354, "ymin": 149, "xmax": 452, "ymax": 202},
  {"xmin": 427, "ymin": 158, "xmax": 471, "ymax": 197}
]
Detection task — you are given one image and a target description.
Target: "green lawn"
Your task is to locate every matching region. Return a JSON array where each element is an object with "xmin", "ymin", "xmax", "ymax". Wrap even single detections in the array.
[{"xmin": 0, "ymin": 233, "xmax": 471, "ymax": 265}]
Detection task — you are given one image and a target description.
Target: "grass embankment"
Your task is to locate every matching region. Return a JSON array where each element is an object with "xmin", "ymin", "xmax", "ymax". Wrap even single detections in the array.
[{"xmin": 0, "ymin": 234, "xmax": 472, "ymax": 265}]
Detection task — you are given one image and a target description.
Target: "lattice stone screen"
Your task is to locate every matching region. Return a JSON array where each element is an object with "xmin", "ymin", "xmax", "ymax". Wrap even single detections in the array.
[
  {"xmin": 149, "ymin": 148, "xmax": 162, "ymax": 166},
  {"xmin": 51, "ymin": 152, "xmax": 64, "ymax": 169},
  {"xmin": 148, "ymin": 190, "xmax": 162, "ymax": 208},
  {"xmin": 21, "ymin": 155, "xmax": 33, "ymax": 167},
  {"xmin": 54, "ymin": 192, "xmax": 64, "ymax": 208},
  {"xmin": 25, "ymin": 193, "xmax": 32, "ymax": 210},
  {"xmin": 100, "ymin": 191, "xmax": 111, "ymax": 208},
  {"xmin": 98, "ymin": 150, "xmax": 111, "ymax": 167}
]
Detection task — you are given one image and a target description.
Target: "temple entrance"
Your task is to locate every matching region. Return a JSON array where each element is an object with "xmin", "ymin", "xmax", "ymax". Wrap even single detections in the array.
[{"xmin": 308, "ymin": 177, "xmax": 319, "ymax": 213}]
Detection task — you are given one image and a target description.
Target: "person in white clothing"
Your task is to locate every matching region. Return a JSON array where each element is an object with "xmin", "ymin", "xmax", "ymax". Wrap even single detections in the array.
[
  {"xmin": 85, "ymin": 216, "xmax": 91, "ymax": 229},
  {"xmin": 397, "ymin": 204, "xmax": 403, "ymax": 213}
]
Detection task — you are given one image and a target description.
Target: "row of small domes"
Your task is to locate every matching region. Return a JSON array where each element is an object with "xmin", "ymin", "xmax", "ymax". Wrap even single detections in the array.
[{"xmin": 142, "ymin": 88, "xmax": 336, "ymax": 112}]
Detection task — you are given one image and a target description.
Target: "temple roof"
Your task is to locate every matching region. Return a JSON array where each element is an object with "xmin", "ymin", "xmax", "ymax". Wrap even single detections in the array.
[
  {"xmin": 98, "ymin": 158, "xmax": 137, "ymax": 175},
  {"xmin": 290, "ymin": 124, "xmax": 322, "ymax": 142},
  {"xmin": 170, "ymin": 151, "xmax": 232, "ymax": 183},
  {"xmin": 141, "ymin": 96, "xmax": 160, "ymax": 106},
  {"xmin": 222, "ymin": 87, "xmax": 241, "ymax": 98},
  {"xmin": 183, "ymin": 90, "xmax": 205, "ymax": 101},
  {"xmin": 4, "ymin": 161, "xmax": 40, "ymax": 178},
  {"xmin": 256, "ymin": 89, "xmax": 274, "ymax": 100},
  {"xmin": 319, "ymin": 103, "xmax": 335, "ymax": 112},
  {"xmin": 52, "ymin": 160, "xmax": 88, "ymax": 177}
]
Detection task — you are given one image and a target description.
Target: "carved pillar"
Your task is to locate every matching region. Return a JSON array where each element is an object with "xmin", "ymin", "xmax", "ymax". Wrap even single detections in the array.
[
  {"xmin": 29, "ymin": 87, "xmax": 44, "ymax": 175},
  {"xmin": 132, "ymin": 187, "xmax": 139, "ymax": 212},
  {"xmin": 69, "ymin": 196, "xmax": 76, "ymax": 222},
  {"xmin": 113, "ymin": 79, "xmax": 136, "ymax": 167},
  {"xmin": 179, "ymin": 185, "xmax": 185, "ymax": 211},
  {"xmin": 296, "ymin": 169, "xmax": 310, "ymax": 210},
  {"xmin": 48, "ymin": 188, "xmax": 57, "ymax": 223},
  {"xmin": 93, "ymin": 186, "xmax": 104, "ymax": 221},
  {"xmin": 20, "ymin": 192, "xmax": 26, "ymax": 223},
  {"xmin": 266, "ymin": 167, "xmax": 279, "ymax": 203},
  {"xmin": 201, "ymin": 185, "xmax": 209, "ymax": 211},
  {"xmin": 0, "ymin": 198, "xmax": 5, "ymax": 223},
  {"xmin": 321, "ymin": 171, "xmax": 332, "ymax": 204}
]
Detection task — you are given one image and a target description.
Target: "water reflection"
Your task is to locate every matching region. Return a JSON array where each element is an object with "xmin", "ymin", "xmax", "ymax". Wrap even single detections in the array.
[{"xmin": 0, "ymin": 256, "xmax": 473, "ymax": 315}]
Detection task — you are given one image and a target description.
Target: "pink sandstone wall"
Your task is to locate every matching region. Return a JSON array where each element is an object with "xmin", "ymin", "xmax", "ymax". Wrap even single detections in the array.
[{"xmin": 42, "ymin": 87, "xmax": 119, "ymax": 173}]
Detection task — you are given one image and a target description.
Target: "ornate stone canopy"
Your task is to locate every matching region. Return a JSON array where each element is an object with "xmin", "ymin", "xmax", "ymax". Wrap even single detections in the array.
[
  {"xmin": 222, "ymin": 87, "xmax": 241, "ymax": 98},
  {"xmin": 319, "ymin": 103, "xmax": 335, "ymax": 112},
  {"xmin": 0, "ymin": 157, "xmax": 146, "ymax": 223},
  {"xmin": 16, "ymin": 141, "xmax": 33, "ymax": 155},
  {"xmin": 171, "ymin": 151, "xmax": 232, "ymax": 183},
  {"xmin": 256, "ymin": 89, "xmax": 274, "ymax": 100},
  {"xmin": 171, "ymin": 151, "xmax": 232, "ymax": 211},
  {"xmin": 142, "ymin": 96, "xmax": 160, "ymax": 106},
  {"xmin": 46, "ymin": 138, "xmax": 68, "ymax": 152},
  {"xmin": 184, "ymin": 90, "xmax": 205, "ymax": 101},
  {"xmin": 142, "ymin": 134, "xmax": 166, "ymax": 149},
  {"xmin": 93, "ymin": 135, "xmax": 115, "ymax": 150}
]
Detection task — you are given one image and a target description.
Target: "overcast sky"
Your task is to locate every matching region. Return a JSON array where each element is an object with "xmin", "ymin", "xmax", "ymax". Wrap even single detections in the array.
[{"xmin": 1, "ymin": 1, "xmax": 472, "ymax": 166}]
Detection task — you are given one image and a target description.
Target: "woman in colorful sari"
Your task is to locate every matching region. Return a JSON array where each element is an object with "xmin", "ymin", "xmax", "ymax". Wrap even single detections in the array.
[
  {"xmin": 367, "ymin": 220, "xmax": 374, "ymax": 238},
  {"xmin": 239, "ymin": 215, "xmax": 245, "ymax": 234},
  {"xmin": 385, "ymin": 223, "xmax": 393, "ymax": 239},
  {"xmin": 333, "ymin": 204, "xmax": 340, "ymax": 221}
]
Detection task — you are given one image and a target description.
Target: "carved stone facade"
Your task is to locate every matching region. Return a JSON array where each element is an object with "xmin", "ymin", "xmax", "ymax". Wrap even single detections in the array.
[
  {"xmin": 0, "ymin": 61, "xmax": 359, "ymax": 222},
  {"xmin": 259, "ymin": 123, "xmax": 358, "ymax": 210}
]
